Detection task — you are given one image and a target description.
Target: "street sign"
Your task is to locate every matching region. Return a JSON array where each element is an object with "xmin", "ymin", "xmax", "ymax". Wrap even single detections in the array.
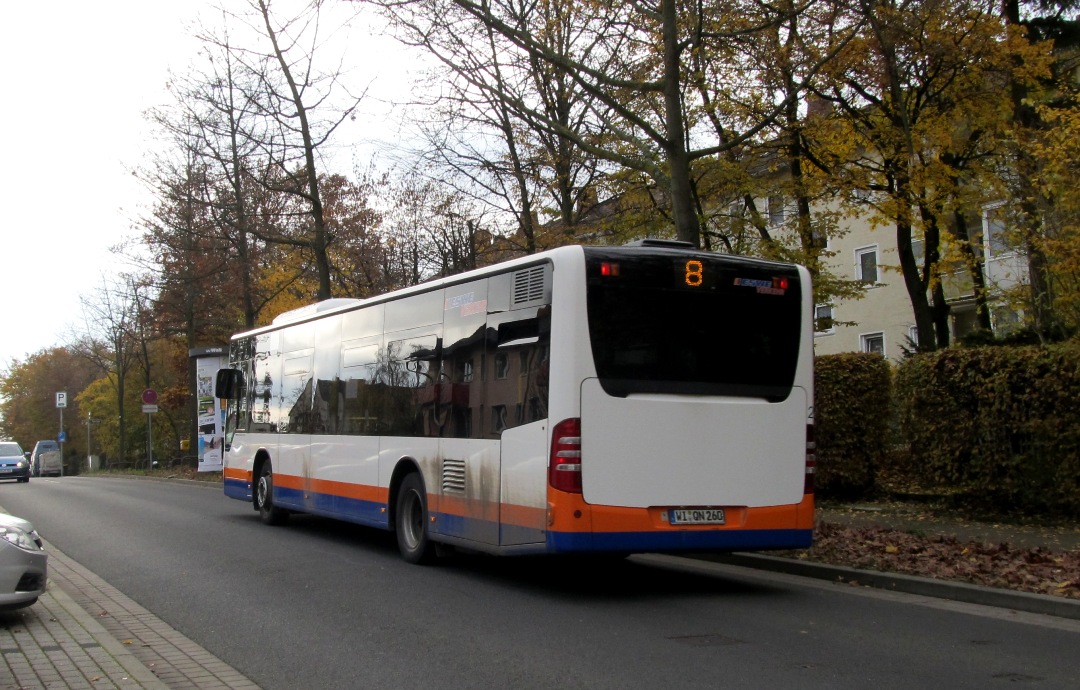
[
  {"xmin": 142, "ymin": 404, "xmax": 159, "ymax": 414},
  {"xmin": 56, "ymin": 392, "xmax": 67, "ymax": 408},
  {"xmin": 142, "ymin": 388, "xmax": 158, "ymax": 405},
  {"xmin": 58, "ymin": 431, "xmax": 67, "ymax": 443}
]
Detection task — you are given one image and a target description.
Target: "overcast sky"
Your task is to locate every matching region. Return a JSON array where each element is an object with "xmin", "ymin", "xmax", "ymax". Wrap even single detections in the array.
[{"xmin": 0, "ymin": 1, "xmax": 412, "ymax": 370}]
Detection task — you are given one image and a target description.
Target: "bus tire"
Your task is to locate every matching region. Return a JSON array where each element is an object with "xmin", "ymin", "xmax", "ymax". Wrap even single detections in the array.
[
  {"xmin": 255, "ymin": 461, "xmax": 289, "ymax": 526},
  {"xmin": 395, "ymin": 473, "xmax": 435, "ymax": 564}
]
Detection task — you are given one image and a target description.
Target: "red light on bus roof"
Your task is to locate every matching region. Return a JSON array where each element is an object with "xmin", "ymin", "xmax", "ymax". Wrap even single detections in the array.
[
  {"xmin": 775, "ymin": 277, "xmax": 789, "ymax": 290},
  {"xmin": 600, "ymin": 262, "xmax": 620, "ymax": 277}
]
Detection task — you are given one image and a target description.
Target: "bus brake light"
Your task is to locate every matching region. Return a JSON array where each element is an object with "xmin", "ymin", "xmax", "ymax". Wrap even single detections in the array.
[
  {"xmin": 550, "ymin": 418, "xmax": 583, "ymax": 494},
  {"xmin": 600, "ymin": 262, "xmax": 620, "ymax": 277}
]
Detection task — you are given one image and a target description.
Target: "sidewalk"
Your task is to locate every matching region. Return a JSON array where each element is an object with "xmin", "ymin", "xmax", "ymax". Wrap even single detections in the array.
[{"xmin": 1, "ymin": 539, "xmax": 259, "ymax": 690}]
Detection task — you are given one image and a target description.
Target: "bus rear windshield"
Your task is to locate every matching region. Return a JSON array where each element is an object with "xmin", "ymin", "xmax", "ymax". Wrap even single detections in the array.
[{"xmin": 584, "ymin": 249, "xmax": 803, "ymax": 400}]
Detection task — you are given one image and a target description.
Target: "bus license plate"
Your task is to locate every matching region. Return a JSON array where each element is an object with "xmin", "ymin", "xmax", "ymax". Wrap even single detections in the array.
[{"xmin": 670, "ymin": 508, "xmax": 725, "ymax": 525}]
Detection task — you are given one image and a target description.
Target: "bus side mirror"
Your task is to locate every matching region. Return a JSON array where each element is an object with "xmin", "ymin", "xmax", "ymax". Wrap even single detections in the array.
[{"xmin": 215, "ymin": 368, "xmax": 243, "ymax": 400}]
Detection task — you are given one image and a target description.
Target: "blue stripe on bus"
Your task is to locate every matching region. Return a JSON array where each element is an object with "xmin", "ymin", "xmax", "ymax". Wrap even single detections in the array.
[
  {"xmin": 546, "ymin": 528, "xmax": 813, "ymax": 553},
  {"xmin": 274, "ymin": 486, "xmax": 389, "ymax": 529},
  {"xmin": 224, "ymin": 478, "xmax": 250, "ymax": 501}
]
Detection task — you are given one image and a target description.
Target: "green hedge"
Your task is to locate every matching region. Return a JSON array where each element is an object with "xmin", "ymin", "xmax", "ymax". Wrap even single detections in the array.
[
  {"xmin": 894, "ymin": 342, "xmax": 1080, "ymax": 516},
  {"xmin": 814, "ymin": 352, "xmax": 892, "ymax": 498}
]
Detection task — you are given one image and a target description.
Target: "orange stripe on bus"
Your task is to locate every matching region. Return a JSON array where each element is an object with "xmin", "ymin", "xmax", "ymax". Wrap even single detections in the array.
[
  {"xmin": 223, "ymin": 467, "xmax": 250, "ymax": 483},
  {"xmin": 274, "ymin": 474, "xmax": 388, "ymax": 503}
]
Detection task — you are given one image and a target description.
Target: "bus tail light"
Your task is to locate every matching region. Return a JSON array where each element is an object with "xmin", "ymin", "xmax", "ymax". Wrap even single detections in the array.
[
  {"xmin": 804, "ymin": 424, "xmax": 816, "ymax": 495},
  {"xmin": 550, "ymin": 418, "xmax": 582, "ymax": 494}
]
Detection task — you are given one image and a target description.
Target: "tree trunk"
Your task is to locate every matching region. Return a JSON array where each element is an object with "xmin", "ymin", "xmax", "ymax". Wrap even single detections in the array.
[{"xmin": 660, "ymin": 0, "xmax": 700, "ymax": 247}]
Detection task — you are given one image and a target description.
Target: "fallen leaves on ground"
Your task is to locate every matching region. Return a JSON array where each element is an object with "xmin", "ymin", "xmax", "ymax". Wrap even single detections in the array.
[{"xmin": 793, "ymin": 522, "xmax": 1080, "ymax": 599}]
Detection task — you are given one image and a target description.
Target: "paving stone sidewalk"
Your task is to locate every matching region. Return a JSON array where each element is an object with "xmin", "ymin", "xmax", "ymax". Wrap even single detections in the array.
[{"xmin": 1, "ymin": 539, "xmax": 259, "ymax": 690}]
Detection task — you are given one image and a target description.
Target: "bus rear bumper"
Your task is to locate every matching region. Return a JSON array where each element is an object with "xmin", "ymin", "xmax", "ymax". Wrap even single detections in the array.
[{"xmin": 545, "ymin": 528, "xmax": 813, "ymax": 554}]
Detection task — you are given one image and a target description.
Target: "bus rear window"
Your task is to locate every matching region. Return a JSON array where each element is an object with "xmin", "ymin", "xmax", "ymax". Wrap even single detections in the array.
[{"xmin": 584, "ymin": 249, "xmax": 803, "ymax": 400}]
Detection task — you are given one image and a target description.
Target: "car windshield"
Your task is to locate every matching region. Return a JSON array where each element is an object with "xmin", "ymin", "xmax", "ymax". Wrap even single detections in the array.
[{"xmin": 0, "ymin": 443, "xmax": 23, "ymax": 457}]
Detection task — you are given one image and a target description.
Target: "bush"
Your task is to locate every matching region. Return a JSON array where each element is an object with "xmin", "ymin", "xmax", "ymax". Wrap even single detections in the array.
[
  {"xmin": 814, "ymin": 353, "xmax": 892, "ymax": 498},
  {"xmin": 895, "ymin": 341, "xmax": 1080, "ymax": 516}
]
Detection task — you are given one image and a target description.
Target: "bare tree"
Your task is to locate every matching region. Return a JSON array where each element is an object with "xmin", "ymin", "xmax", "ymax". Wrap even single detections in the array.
[
  {"xmin": 370, "ymin": 0, "xmax": 859, "ymax": 247},
  {"xmin": 383, "ymin": 0, "xmax": 610, "ymax": 252},
  {"xmin": 189, "ymin": 0, "xmax": 365, "ymax": 301},
  {"xmin": 74, "ymin": 275, "xmax": 143, "ymax": 465}
]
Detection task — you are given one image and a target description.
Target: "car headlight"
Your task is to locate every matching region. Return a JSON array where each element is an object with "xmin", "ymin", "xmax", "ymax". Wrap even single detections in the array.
[
  {"xmin": 0, "ymin": 526, "xmax": 42, "ymax": 551},
  {"xmin": 16, "ymin": 461, "xmax": 26, "ymax": 468}
]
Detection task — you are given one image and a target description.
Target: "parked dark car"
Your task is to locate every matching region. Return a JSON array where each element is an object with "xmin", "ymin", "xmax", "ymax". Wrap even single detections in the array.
[{"xmin": 0, "ymin": 442, "xmax": 30, "ymax": 483}]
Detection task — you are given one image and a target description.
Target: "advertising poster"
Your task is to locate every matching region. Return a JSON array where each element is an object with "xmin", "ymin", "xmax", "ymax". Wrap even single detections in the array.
[{"xmin": 195, "ymin": 354, "xmax": 228, "ymax": 472}]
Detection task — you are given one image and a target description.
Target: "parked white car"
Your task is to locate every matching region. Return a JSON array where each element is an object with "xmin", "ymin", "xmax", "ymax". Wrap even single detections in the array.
[
  {"xmin": 0, "ymin": 513, "xmax": 47, "ymax": 610},
  {"xmin": 30, "ymin": 440, "xmax": 62, "ymax": 477}
]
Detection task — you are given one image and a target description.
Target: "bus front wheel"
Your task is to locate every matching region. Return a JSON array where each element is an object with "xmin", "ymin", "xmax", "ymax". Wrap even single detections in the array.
[
  {"xmin": 395, "ymin": 473, "xmax": 435, "ymax": 564},
  {"xmin": 255, "ymin": 461, "xmax": 289, "ymax": 526}
]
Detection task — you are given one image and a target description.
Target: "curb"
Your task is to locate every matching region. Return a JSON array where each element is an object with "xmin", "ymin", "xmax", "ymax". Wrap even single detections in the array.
[
  {"xmin": 45, "ymin": 582, "xmax": 169, "ymax": 689},
  {"xmin": 86, "ymin": 474, "xmax": 224, "ymax": 489},
  {"xmin": 703, "ymin": 552, "xmax": 1080, "ymax": 621}
]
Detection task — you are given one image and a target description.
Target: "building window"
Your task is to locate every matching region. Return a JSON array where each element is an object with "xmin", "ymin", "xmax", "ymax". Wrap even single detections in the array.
[
  {"xmin": 494, "ymin": 352, "xmax": 509, "ymax": 379},
  {"xmin": 983, "ymin": 205, "xmax": 1011, "ymax": 259},
  {"xmin": 815, "ymin": 304, "xmax": 835, "ymax": 334},
  {"xmin": 768, "ymin": 195, "xmax": 785, "ymax": 226},
  {"xmin": 861, "ymin": 332, "xmax": 885, "ymax": 356},
  {"xmin": 911, "ymin": 237, "xmax": 925, "ymax": 267},
  {"xmin": 908, "ymin": 325, "xmax": 918, "ymax": 344},
  {"xmin": 992, "ymin": 306, "xmax": 1022, "ymax": 335},
  {"xmin": 856, "ymin": 246, "xmax": 879, "ymax": 284}
]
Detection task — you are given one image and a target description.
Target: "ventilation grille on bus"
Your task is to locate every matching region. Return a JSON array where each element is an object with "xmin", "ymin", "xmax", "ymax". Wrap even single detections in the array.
[
  {"xmin": 511, "ymin": 266, "xmax": 548, "ymax": 308},
  {"xmin": 442, "ymin": 458, "xmax": 466, "ymax": 494}
]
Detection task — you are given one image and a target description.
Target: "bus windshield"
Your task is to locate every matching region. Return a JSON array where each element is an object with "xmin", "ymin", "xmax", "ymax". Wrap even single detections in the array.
[{"xmin": 584, "ymin": 248, "xmax": 802, "ymax": 400}]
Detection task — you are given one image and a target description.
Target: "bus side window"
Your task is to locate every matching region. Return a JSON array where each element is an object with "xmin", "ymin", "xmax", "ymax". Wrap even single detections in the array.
[
  {"xmin": 484, "ymin": 305, "xmax": 551, "ymax": 437},
  {"xmin": 382, "ymin": 334, "xmax": 439, "ymax": 437}
]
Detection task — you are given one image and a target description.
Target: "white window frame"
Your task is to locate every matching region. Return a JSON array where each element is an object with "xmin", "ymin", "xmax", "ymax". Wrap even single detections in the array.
[
  {"xmin": 860, "ymin": 331, "xmax": 886, "ymax": 356},
  {"xmin": 768, "ymin": 195, "xmax": 785, "ymax": 227},
  {"xmin": 982, "ymin": 203, "xmax": 1012, "ymax": 260},
  {"xmin": 855, "ymin": 245, "xmax": 880, "ymax": 285},
  {"xmin": 814, "ymin": 304, "xmax": 835, "ymax": 335}
]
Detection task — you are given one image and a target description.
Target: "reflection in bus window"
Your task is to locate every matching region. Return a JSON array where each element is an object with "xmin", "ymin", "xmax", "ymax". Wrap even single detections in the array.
[
  {"xmin": 382, "ymin": 335, "xmax": 439, "ymax": 436},
  {"xmin": 483, "ymin": 306, "xmax": 550, "ymax": 437},
  {"xmin": 341, "ymin": 339, "xmax": 381, "ymax": 435},
  {"xmin": 439, "ymin": 280, "xmax": 488, "ymax": 439},
  {"xmin": 494, "ymin": 353, "xmax": 509, "ymax": 379}
]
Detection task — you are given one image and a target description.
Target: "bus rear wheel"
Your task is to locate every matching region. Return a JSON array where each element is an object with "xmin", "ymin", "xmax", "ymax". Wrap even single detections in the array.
[
  {"xmin": 255, "ymin": 461, "xmax": 289, "ymax": 526},
  {"xmin": 395, "ymin": 473, "xmax": 435, "ymax": 564}
]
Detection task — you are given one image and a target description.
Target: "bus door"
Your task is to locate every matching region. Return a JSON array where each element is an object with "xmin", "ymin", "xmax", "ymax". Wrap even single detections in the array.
[{"xmin": 486, "ymin": 290, "xmax": 551, "ymax": 547}]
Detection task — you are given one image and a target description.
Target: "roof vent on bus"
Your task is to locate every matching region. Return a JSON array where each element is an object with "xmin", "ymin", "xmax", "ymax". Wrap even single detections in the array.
[
  {"xmin": 624, "ymin": 238, "xmax": 695, "ymax": 249},
  {"xmin": 511, "ymin": 266, "xmax": 549, "ymax": 308}
]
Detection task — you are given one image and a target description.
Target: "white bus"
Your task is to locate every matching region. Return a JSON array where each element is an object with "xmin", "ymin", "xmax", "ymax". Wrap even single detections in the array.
[{"xmin": 216, "ymin": 241, "xmax": 815, "ymax": 563}]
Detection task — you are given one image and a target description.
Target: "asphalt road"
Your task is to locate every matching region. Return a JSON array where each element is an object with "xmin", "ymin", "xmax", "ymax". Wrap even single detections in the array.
[{"xmin": 1, "ymin": 476, "xmax": 1078, "ymax": 689}]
